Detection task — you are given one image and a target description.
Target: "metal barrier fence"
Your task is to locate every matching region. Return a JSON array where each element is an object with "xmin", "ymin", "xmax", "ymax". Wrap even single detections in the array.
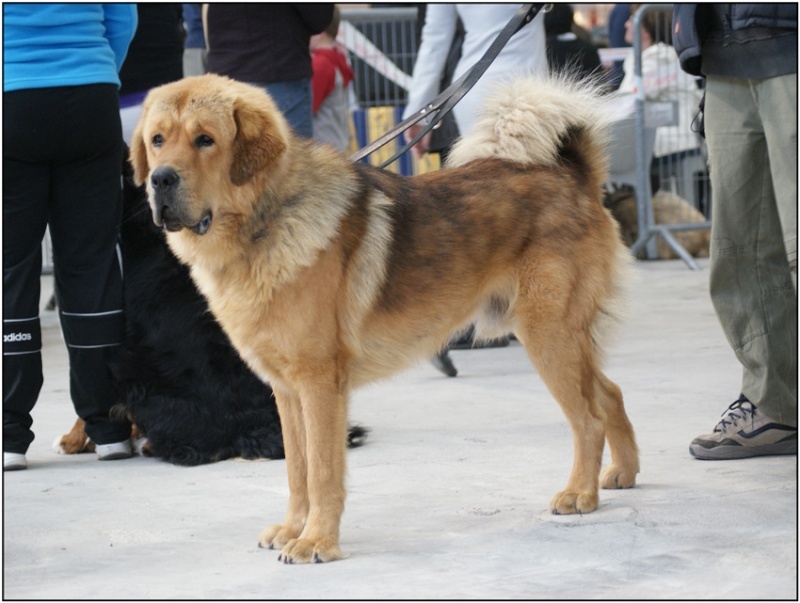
[
  {"xmin": 340, "ymin": 7, "xmax": 417, "ymax": 109},
  {"xmin": 339, "ymin": 7, "xmax": 440, "ymax": 176},
  {"xmin": 609, "ymin": 4, "xmax": 711, "ymax": 269}
]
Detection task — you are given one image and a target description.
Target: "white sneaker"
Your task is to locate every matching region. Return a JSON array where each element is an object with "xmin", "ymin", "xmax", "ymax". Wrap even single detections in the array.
[
  {"xmin": 4, "ymin": 452, "xmax": 28, "ymax": 471},
  {"xmin": 95, "ymin": 440, "xmax": 132, "ymax": 461}
]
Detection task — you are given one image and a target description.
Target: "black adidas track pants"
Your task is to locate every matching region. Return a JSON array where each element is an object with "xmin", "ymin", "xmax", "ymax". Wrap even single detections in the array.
[{"xmin": 3, "ymin": 84, "xmax": 131, "ymax": 453}]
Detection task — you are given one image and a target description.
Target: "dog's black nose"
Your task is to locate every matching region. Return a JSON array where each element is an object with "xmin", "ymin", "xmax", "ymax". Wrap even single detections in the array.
[{"xmin": 150, "ymin": 166, "xmax": 179, "ymax": 191}]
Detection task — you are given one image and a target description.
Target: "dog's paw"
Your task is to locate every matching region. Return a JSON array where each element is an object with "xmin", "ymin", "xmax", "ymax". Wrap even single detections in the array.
[
  {"xmin": 277, "ymin": 538, "xmax": 342, "ymax": 564},
  {"xmin": 550, "ymin": 489, "xmax": 599, "ymax": 515},
  {"xmin": 258, "ymin": 524, "xmax": 301, "ymax": 552},
  {"xmin": 600, "ymin": 464, "xmax": 637, "ymax": 489},
  {"xmin": 51, "ymin": 434, "xmax": 94, "ymax": 455}
]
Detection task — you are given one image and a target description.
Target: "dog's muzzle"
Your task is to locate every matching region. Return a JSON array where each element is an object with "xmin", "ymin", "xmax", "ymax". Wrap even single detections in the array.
[{"xmin": 149, "ymin": 166, "xmax": 212, "ymax": 235}]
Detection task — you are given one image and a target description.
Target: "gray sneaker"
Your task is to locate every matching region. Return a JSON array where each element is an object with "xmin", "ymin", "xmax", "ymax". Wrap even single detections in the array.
[{"xmin": 690, "ymin": 395, "xmax": 798, "ymax": 460}]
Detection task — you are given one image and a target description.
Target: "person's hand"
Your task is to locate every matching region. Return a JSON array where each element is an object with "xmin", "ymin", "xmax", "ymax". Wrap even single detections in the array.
[{"xmin": 404, "ymin": 124, "xmax": 431, "ymax": 158}]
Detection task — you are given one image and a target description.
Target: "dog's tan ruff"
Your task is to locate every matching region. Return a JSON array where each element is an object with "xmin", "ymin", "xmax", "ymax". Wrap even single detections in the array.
[{"xmin": 131, "ymin": 74, "xmax": 639, "ymax": 563}]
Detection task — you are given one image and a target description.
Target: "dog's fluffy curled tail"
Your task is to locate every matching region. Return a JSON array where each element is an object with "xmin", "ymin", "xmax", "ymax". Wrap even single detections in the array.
[{"xmin": 447, "ymin": 75, "xmax": 611, "ymax": 185}]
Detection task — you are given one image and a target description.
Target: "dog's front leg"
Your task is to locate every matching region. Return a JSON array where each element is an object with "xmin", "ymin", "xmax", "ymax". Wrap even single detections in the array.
[
  {"xmin": 277, "ymin": 373, "xmax": 348, "ymax": 564},
  {"xmin": 259, "ymin": 385, "xmax": 309, "ymax": 551}
]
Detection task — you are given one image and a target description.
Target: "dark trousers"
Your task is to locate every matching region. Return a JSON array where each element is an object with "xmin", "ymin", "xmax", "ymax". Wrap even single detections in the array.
[{"xmin": 3, "ymin": 84, "xmax": 131, "ymax": 452}]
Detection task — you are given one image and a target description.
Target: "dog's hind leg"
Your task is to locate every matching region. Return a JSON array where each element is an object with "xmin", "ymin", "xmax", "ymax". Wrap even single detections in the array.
[
  {"xmin": 595, "ymin": 373, "xmax": 639, "ymax": 489},
  {"xmin": 515, "ymin": 261, "xmax": 624, "ymax": 515},
  {"xmin": 259, "ymin": 385, "xmax": 309, "ymax": 552},
  {"xmin": 523, "ymin": 331, "xmax": 607, "ymax": 514}
]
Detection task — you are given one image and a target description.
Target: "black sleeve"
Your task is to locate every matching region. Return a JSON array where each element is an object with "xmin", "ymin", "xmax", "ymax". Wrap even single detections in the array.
[{"xmin": 295, "ymin": 4, "xmax": 334, "ymax": 35}]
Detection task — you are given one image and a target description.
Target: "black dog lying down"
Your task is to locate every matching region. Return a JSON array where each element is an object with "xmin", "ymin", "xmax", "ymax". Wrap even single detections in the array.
[{"xmin": 57, "ymin": 156, "xmax": 366, "ymax": 465}]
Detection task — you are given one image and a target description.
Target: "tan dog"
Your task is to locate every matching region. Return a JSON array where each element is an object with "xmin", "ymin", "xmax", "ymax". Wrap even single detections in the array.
[
  {"xmin": 130, "ymin": 74, "xmax": 639, "ymax": 563},
  {"xmin": 606, "ymin": 188, "xmax": 710, "ymax": 259}
]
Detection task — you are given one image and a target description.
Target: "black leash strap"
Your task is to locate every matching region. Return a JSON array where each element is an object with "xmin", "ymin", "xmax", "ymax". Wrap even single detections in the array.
[{"xmin": 349, "ymin": 4, "xmax": 547, "ymax": 168}]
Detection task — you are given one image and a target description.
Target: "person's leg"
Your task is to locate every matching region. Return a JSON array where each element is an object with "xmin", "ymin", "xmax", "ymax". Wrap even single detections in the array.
[
  {"xmin": 3, "ymin": 164, "xmax": 48, "ymax": 455},
  {"xmin": 757, "ymin": 72, "xmax": 797, "ymax": 287},
  {"xmin": 2, "ymin": 90, "xmax": 52, "ymax": 458},
  {"xmin": 3, "ymin": 247, "xmax": 46, "ymax": 455},
  {"xmin": 752, "ymin": 72, "xmax": 798, "ymax": 424},
  {"xmin": 705, "ymin": 75, "xmax": 796, "ymax": 423},
  {"xmin": 264, "ymin": 78, "xmax": 313, "ymax": 139},
  {"xmin": 690, "ymin": 75, "xmax": 797, "ymax": 459},
  {"xmin": 48, "ymin": 85, "xmax": 130, "ymax": 447}
]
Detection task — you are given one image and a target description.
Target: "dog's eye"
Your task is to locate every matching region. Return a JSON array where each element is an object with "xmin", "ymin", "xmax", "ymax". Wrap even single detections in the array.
[
  {"xmin": 195, "ymin": 134, "xmax": 215, "ymax": 148},
  {"xmin": 152, "ymin": 134, "xmax": 164, "ymax": 147}
]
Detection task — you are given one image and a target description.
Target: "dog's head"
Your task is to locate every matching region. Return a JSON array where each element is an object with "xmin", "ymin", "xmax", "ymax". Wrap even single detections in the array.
[{"xmin": 129, "ymin": 74, "xmax": 290, "ymax": 236}]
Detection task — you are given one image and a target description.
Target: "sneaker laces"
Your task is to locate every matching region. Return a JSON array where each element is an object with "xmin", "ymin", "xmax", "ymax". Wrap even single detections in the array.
[{"xmin": 714, "ymin": 395, "xmax": 756, "ymax": 433}]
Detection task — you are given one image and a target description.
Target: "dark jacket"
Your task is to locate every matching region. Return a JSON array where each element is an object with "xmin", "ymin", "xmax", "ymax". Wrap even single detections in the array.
[
  {"xmin": 207, "ymin": 4, "xmax": 333, "ymax": 83},
  {"xmin": 673, "ymin": 4, "xmax": 797, "ymax": 77},
  {"xmin": 119, "ymin": 3, "xmax": 184, "ymax": 95}
]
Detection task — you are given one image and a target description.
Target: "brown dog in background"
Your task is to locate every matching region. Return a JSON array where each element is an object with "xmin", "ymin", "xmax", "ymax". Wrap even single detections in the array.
[
  {"xmin": 130, "ymin": 73, "xmax": 639, "ymax": 563},
  {"xmin": 606, "ymin": 188, "xmax": 711, "ymax": 259}
]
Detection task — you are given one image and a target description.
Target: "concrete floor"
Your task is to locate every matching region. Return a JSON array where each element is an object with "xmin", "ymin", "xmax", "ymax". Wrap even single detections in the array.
[{"xmin": 3, "ymin": 259, "xmax": 797, "ymax": 599}]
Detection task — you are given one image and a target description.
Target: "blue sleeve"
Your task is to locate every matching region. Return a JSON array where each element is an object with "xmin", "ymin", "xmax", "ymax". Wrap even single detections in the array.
[
  {"xmin": 672, "ymin": 4, "xmax": 703, "ymax": 76},
  {"xmin": 102, "ymin": 4, "xmax": 138, "ymax": 72}
]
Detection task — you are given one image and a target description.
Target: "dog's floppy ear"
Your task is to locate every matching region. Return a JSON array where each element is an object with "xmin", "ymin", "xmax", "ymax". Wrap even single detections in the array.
[
  {"xmin": 129, "ymin": 105, "xmax": 150, "ymax": 187},
  {"xmin": 230, "ymin": 95, "xmax": 288, "ymax": 186}
]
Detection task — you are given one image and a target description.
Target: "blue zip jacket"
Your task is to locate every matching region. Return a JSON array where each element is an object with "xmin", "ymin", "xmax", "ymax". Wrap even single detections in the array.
[
  {"xmin": 674, "ymin": 3, "xmax": 797, "ymax": 76},
  {"xmin": 3, "ymin": 3, "xmax": 137, "ymax": 92}
]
